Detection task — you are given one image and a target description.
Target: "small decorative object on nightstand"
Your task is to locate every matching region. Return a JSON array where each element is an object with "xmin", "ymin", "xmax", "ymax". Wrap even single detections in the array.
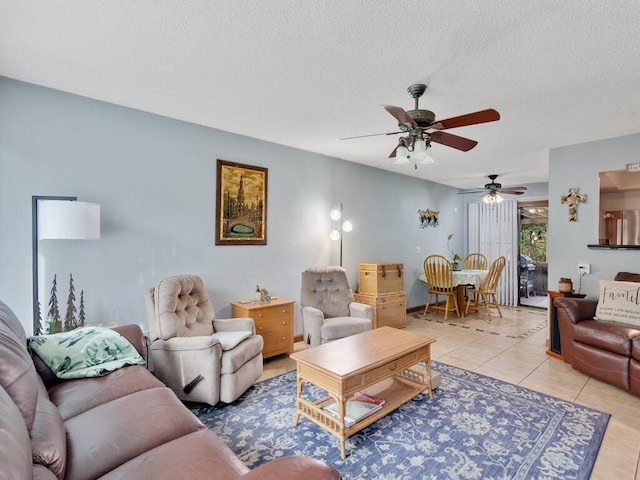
[{"xmin": 231, "ymin": 298, "xmax": 294, "ymax": 358}]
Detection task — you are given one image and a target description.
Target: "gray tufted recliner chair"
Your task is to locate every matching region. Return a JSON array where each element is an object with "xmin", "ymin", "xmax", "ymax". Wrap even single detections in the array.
[
  {"xmin": 301, "ymin": 266, "xmax": 373, "ymax": 347},
  {"xmin": 144, "ymin": 274, "xmax": 263, "ymax": 406}
]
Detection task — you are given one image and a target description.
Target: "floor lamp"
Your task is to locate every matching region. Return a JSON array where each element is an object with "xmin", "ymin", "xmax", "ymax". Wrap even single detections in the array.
[
  {"xmin": 330, "ymin": 203, "xmax": 353, "ymax": 267},
  {"xmin": 32, "ymin": 196, "xmax": 101, "ymax": 333}
]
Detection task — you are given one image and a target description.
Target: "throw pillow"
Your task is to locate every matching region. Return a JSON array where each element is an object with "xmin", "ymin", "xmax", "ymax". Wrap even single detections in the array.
[
  {"xmin": 594, "ymin": 279, "xmax": 640, "ymax": 327},
  {"xmin": 28, "ymin": 327, "xmax": 145, "ymax": 380}
]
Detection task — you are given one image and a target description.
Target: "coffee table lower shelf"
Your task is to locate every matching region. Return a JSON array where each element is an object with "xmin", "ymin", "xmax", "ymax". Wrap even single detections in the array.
[{"xmin": 294, "ymin": 367, "xmax": 431, "ymax": 459}]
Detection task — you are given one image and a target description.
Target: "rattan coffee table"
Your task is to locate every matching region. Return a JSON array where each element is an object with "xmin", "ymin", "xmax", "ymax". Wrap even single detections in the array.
[{"xmin": 290, "ymin": 326, "xmax": 436, "ymax": 459}]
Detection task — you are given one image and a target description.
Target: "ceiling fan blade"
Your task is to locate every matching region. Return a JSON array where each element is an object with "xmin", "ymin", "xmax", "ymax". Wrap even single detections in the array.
[
  {"xmin": 340, "ymin": 131, "xmax": 402, "ymax": 140},
  {"xmin": 498, "ymin": 188, "xmax": 527, "ymax": 195},
  {"xmin": 430, "ymin": 131, "xmax": 478, "ymax": 152},
  {"xmin": 457, "ymin": 189, "xmax": 487, "ymax": 195},
  {"xmin": 433, "ymin": 109, "xmax": 500, "ymax": 130},
  {"xmin": 383, "ymin": 105, "xmax": 417, "ymax": 128}
]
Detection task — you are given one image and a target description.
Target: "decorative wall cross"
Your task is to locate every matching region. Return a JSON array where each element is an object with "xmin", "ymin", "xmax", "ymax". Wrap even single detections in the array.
[{"xmin": 560, "ymin": 187, "xmax": 587, "ymax": 222}]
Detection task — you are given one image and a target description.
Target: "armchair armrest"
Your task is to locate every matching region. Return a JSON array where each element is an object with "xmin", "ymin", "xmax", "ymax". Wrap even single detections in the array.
[
  {"xmin": 349, "ymin": 302, "xmax": 374, "ymax": 321},
  {"xmin": 554, "ymin": 298, "xmax": 598, "ymax": 324},
  {"xmin": 214, "ymin": 317, "xmax": 256, "ymax": 334},
  {"xmin": 240, "ymin": 456, "xmax": 341, "ymax": 480},
  {"xmin": 150, "ymin": 335, "xmax": 222, "ymax": 353},
  {"xmin": 301, "ymin": 306, "xmax": 324, "ymax": 346}
]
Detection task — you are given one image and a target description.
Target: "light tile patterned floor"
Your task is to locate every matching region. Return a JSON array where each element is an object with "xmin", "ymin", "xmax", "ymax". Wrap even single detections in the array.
[{"xmin": 261, "ymin": 306, "xmax": 640, "ymax": 479}]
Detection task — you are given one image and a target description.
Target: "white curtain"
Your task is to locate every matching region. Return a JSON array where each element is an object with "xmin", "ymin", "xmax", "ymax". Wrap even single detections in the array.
[{"xmin": 468, "ymin": 200, "xmax": 519, "ymax": 306}]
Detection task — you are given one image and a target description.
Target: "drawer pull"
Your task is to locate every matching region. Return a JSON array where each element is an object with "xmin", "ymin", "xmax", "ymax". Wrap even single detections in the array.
[
  {"xmin": 258, "ymin": 313, "xmax": 263, "ymax": 317},
  {"xmin": 282, "ymin": 321, "xmax": 286, "ymax": 325}
]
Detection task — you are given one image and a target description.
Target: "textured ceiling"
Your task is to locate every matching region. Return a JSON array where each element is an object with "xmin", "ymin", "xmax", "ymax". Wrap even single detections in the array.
[{"xmin": 2, "ymin": 1, "xmax": 640, "ymax": 189}]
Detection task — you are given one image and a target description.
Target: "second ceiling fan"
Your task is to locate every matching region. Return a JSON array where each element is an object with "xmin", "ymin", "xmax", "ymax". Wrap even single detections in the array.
[
  {"xmin": 342, "ymin": 84, "xmax": 500, "ymax": 166},
  {"xmin": 459, "ymin": 174, "xmax": 527, "ymax": 204}
]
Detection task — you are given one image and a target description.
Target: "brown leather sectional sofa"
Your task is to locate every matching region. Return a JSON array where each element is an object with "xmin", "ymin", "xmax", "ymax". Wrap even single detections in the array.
[
  {"xmin": 554, "ymin": 272, "xmax": 640, "ymax": 396},
  {"xmin": 0, "ymin": 300, "xmax": 340, "ymax": 479}
]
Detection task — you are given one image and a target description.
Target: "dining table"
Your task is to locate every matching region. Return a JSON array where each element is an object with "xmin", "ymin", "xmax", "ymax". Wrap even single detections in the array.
[{"xmin": 419, "ymin": 268, "xmax": 489, "ymax": 315}]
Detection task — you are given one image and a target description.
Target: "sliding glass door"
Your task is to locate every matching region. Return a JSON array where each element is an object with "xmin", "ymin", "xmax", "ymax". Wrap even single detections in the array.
[{"xmin": 519, "ymin": 201, "xmax": 548, "ymax": 308}]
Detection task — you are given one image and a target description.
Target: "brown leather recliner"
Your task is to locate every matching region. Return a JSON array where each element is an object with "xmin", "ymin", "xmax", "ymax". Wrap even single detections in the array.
[{"xmin": 555, "ymin": 271, "xmax": 640, "ymax": 395}]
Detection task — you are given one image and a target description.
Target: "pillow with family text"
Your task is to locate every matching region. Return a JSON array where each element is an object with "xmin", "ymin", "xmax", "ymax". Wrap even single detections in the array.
[{"xmin": 594, "ymin": 280, "xmax": 640, "ymax": 327}]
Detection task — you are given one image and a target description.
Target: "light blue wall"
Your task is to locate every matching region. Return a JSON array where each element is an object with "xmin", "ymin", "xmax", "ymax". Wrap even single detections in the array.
[
  {"xmin": 0, "ymin": 77, "xmax": 471, "ymax": 334},
  {"xmin": 549, "ymin": 133, "xmax": 640, "ymax": 299}
]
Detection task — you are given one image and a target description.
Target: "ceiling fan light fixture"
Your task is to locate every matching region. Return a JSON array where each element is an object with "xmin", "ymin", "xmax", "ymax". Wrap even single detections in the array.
[
  {"xmin": 412, "ymin": 138, "xmax": 427, "ymax": 160},
  {"xmin": 418, "ymin": 143, "xmax": 434, "ymax": 164},
  {"xmin": 394, "ymin": 145, "xmax": 410, "ymax": 164},
  {"xmin": 483, "ymin": 191, "xmax": 504, "ymax": 204}
]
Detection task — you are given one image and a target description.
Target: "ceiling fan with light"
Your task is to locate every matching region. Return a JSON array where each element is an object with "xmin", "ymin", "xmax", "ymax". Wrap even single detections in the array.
[
  {"xmin": 459, "ymin": 174, "xmax": 527, "ymax": 204},
  {"xmin": 341, "ymin": 84, "xmax": 500, "ymax": 168}
]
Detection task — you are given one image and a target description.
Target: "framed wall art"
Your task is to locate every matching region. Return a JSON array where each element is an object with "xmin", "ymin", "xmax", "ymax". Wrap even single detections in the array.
[{"xmin": 215, "ymin": 159, "xmax": 268, "ymax": 245}]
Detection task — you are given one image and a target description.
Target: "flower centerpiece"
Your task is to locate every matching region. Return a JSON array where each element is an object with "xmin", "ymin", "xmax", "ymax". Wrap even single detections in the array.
[{"xmin": 447, "ymin": 233, "xmax": 462, "ymax": 270}]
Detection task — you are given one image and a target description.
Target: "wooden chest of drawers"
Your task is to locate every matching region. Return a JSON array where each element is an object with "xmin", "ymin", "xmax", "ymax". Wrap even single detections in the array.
[
  {"xmin": 353, "ymin": 292, "xmax": 406, "ymax": 329},
  {"xmin": 231, "ymin": 298, "xmax": 295, "ymax": 359}
]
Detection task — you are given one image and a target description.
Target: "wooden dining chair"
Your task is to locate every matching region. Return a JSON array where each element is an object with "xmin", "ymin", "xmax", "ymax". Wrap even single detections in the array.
[
  {"xmin": 465, "ymin": 256, "xmax": 506, "ymax": 319},
  {"xmin": 463, "ymin": 253, "xmax": 488, "ymax": 270},
  {"xmin": 423, "ymin": 254, "xmax": 460, "ymax": 320}
]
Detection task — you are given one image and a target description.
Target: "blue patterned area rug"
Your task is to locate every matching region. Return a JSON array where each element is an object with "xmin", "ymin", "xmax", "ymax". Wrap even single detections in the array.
[{"xmin": 190, "ymin": 362, "xmax": 609, "ymax": 480}]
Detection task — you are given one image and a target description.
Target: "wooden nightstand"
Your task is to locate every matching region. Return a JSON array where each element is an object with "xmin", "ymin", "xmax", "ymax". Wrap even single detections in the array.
[
  {"xmin": 231, "ymin": 298, "xmax": 295, "ymax": 359},
  {"xmin": 547, "ymin": 290, "xmax": 586, "ymax": 360}
]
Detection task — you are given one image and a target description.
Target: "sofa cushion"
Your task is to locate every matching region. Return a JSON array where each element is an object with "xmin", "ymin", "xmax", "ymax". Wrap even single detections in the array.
[
  {"xmin": 573, "ymin": 319, "xmax": 640, "ymax": 356},
  {"xmin": 31, "ymin": 393, "xmax": 66, "ymax": 479},
  {"xmin": 28, "ymin": 327, "xmax": 145, "ymax": 380},
  {"xmin": 615, "ymin": 272, "xmax": 640, "ymax": 283},
  {"xmin": 594, "ymin": 279, "xmax": 640, "ymax": 327},
  {"xmin": 0, "ymin": 385, "xmax": 33, "ymax": 480},
  {"xmin": 0, "ymin": 318, "xmax": 39, "ymax": 430},
  {"xmin": 63, "ymin": 387, "xmax": 205, "ymax": 480},
  {"xmin": 632, "ymin": 336, "xmax": 640, "ymax": 361},
  {"xmin": 322, "ymin": 316, "xmax": 372, "ymax": 341},
  {"xmin": 48, "ymin": 365, "xmax": 164, "ymax": 420},
  {"xmin": 572, "ymin": 342, "xmax": 630, "ymax": 391},
  {"xmin": 98, "ymin": 430, "xmax": 250, "ymax": 480}
]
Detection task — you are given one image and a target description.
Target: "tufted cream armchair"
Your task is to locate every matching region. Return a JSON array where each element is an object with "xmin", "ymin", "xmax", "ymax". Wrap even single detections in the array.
[
  {"xmin": 301, "ymin": 266, "xmax": 373, "ymax": 347},
  {"xmin": 144, "ymin": 274, "xmax": 263, "ymax": 405}
]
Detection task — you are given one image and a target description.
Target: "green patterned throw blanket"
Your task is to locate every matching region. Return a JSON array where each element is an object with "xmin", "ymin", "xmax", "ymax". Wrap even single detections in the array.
[{"xmin": 28, "ymin": 327, "xmax": 145, "ymax": 379}]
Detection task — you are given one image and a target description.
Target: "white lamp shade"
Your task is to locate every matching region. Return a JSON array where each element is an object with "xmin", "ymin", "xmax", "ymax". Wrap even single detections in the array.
[
  {"xmin": 418, "ymin": 144, "xmax": 434, "ymax": 164},
  {"xmin": 330, "ymin": 228, "xmax": 341, "ymax": 241},
  {"xmin": 330, "ymin": 208, "xmax": 341, "ymax": 220},
  {"xmin": 342, "ymin": 219, "xmax": 353, "ymax": 232},
  {"xmin": 412, "ymin": 139, "xmax": 427, "ymax": 160},
  {"xmin": 393, "ymin": 145, "xmax": 410, "ymax": 164},
  {"xmin": 38, "ymin": 200, "xmax": 101, "ymax": 240}
]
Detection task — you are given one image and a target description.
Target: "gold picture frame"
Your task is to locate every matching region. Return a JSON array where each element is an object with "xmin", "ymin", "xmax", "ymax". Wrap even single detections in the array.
[{"xmin": 215, "ymin": 159, "xmax": 268, "ymax": 245}]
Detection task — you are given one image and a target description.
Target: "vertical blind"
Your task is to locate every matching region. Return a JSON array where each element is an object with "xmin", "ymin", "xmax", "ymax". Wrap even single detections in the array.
[{"xmin": 468, "ymin": 200, "xmax": 519, "ymax": 307}]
